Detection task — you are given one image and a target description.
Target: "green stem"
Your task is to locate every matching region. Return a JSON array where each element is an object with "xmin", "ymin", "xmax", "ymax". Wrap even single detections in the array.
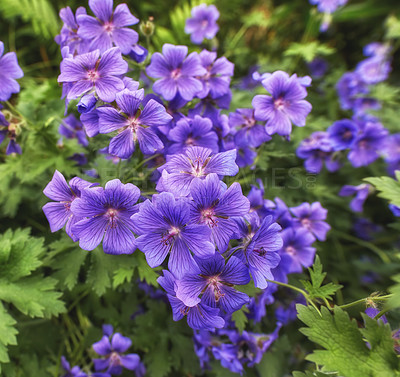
[
  {"xmin": 338, "ymin": 294, "xmax": 392, "ymax": 309},
  {"xmin": 374, "ymin": 307, "xmax": 391, "ymax": 320}
]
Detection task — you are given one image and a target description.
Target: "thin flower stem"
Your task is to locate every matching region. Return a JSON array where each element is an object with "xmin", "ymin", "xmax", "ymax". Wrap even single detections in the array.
[
  {"xmin": 338, "ymin": 294, "xmax": 392, "ymax": 309},
  {"xmin": 374, "ymin": 307, "xmax": 391, "ymax": 320}
]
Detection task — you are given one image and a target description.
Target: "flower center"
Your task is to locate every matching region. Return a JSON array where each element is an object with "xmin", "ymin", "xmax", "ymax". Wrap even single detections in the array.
[
  {"xmin": 201, "ymin": 19, "xmax": 209, "ymax": 28},
  {"xmin": 301, "ymin": 218, "xmax": 311, "ymax": 228},
  {"xmin": 186, "ymin": 136, "xmax": 196, "ymax": 146},
  {"xmin": 162, "ymin": 226, "xmax": 181, "ymax": 246},
  {"xmin": 201, "ymin": 208, "xmax": 218, "ymax": 227},
  {"xmin": 87, "ymin": 69, "xmax": 100, "ymax": 82},
  {"xmin": 343, "ymin": 130, "xmax": 353, "ymax": 140},
  {"xmin": 285, "ymin": 246, "xmax": 296, "ymax": 255},
  {"xmin": 171, "ymin": 68, "xmax": 182, "ymax": 80},
  {"xmin": 106, "ymin": 208, "xmax": 119, "ymax": 228},
  {"xmin": 358, "ymin": 140, "xmax": 368, "ymax": 149},
  {"xmin": 103, "ymin": 22, "xmax": 114, "ymax": 34},
  {"xmin": 274, "ymin": 97, "xmax": 286, "ymax": 111},
  {"xmin": 109, "ymin": 351, "xmax": 122, "ymax": 366}
]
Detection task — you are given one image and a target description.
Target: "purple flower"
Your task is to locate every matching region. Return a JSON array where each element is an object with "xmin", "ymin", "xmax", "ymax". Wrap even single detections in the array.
[
  {"xmin": 308, "ymin": 57, "xmax": 328, "ymax": 78},
  {"xmin": 290, "ymin": 202, "xmax": 330, "ymax": 241},
  {"xmin": 77, "ymin": 0, "xmax": 139, "ymax": 54},
  {"xmin": 196, "ymin": 50, "xmax": 234, "ymax": 99},
  {"xmin": 247, "ymin": 283, "xmax": 277, "ymax": 323},
  {"xmin": 43, "ymin": 171, "xmax": 96, "ymax": 241},
  {"xmin": 189, "ymin": 173, "xmax": 250, "ymax": 252},
  {"xmin": 336, "ymin": 72, "xmax": 369, "ymax": 111},
  {"xmin": 175, "ymin": 253, "xmax": 250, "ymax": 313},
  {"xmin": 184, "ymin": 4, "xmax": 219, "ymax": 44},
  {"xmin": 309, "ymin": 0, "xmax": 347, "ymax": 13},
  {"xmin": 158, "ymin": 269, "xmax": 225, "ymax": 330},
  {"xmin": 235, "ymin": 215, "xmax": 282, "ymax": 289},
  {"xmin": 0, "ymin": 41, "xmax": 24, "ymax": 101},
  {"xmin": 389, "ymin": 204, "xmax": 400, "ymax": 217},
  {"xmin": 71, "ymin": 179, "xmax": 140, "ymax": 254},
  {"xmin": 229, "ymin": 108, "xmax": 271, "ymax": 148},
  {"xmin": 364, "ymin": 307, "xmax": 387, "ymax": 324},
  {"xmin": 356, "ymin": 57, "xmax": 391, "ymax": 85},
  {"xmin": 146, "ymin": 44, "xmax": 206, "ymax": 101},
  {"xmin": 364, "ymin": 43, "xmax": 391, "ymax": 58},
  {"xmin": 339, "ymin": 184, "xmax": 371, "ymax": 212},
  {"xmin": 77, "ymin": 93, "xmax": 98, "ymax": 114},
  {"xmin": 252, "ymin": 71, "xmax": 312, "ymax": 136},
  {"xmin": 59, "ymin": 114, "xmax": 88, "ymax": 147},
  {"xmin": 93, "ymin": 331, "xmax": 140, "ymax": 375},
  {"xmin": 157, "ymin": 146, "xmax": 239, "ymax": 197},
  {"xmin": 167, "ymin": 115, "xmax": 219, "ymax": 155},
  {"xmin": 61, "ymin": 356, "xmax": 88, "ymax": 377},
  {"xmin": 0, "ymin": 121, "xmax": 22, "ymax": 155},
  {"xmin": 131, "ymin": 192, "xmax": 215, "ymax": 278},
  {"xmin": 97, "ymin": 89, "xmax": 172, "ymax": 158},
  {"xmin": 280, "ymin": 228, "xmax": 316, "ymax": 273},
  {"xmin": 327, "ymin": 119, "xmax": 359, "ymax": 151},
  {"xmin": 58, "ymin": 47, "xmax": 128, "ymax": 102}
]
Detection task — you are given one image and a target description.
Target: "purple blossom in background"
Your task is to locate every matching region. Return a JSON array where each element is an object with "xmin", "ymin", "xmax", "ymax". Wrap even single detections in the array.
[
  {"xmin": 352, "ymin": 97, "xmax": 381, "ymax": 116},
  {"xmin": 61, "ymin": 356, "xmax": 88, "ymax": 377},
  {"xmin": 92, "ymin": 327, "xmax": 140, "ymax": 375},
  {"xmin": 71, "ymin": 179, "xmax": 140, "ymax": 254},
  {"xmin": 43, "ymin": 170, "xmax": 96, "ymax": 241},
  {"xmin": 77, "ymin": 0, "xmax": 139, "ymax": 54},
  {"xmin": 280, "ymin": 228, "xmax": 316, "ymax": 273},
  {"xmin": 252, "ymin": 71, "xmax": 312, "ymax": 136},
  {"xmin": 175, "ymin": 253, "xmax": 250, "ymax": 313},
  {"xmin": 356, "ymin": 57, "xmax": 391, "ymax": 85},
  {"xmin": 131, "ymin": 192, "xmax": 215, "ymax": 278},
  {"xmin": 290, "ymin": 202, "xmax": 330, "ymax": 241},
  {"xmin": 185, "ymin": 4, "xmax": 219, "ymax": 44},
  {"xmin": 353, "ymin": 218, "xmax": 382, "ymax": 241},
  {"xmin": 146, "ymin": 44, "xmax": 206, "ymax": 101},
  {"xmin": 157, "ymin": 146, "xmax": 238, "ymax": 197},
  {"xmin": 389, "ymin": 204, "xmax": 400, "ymax": 217},
  {"xmin": 247, "ymin": 283, "xmax": 277, "ymax": 323},
  {"xmin": 382, "ymin": 134, "xmax": 400, "ymax": 176},
  {"xmin": 364, "ymin": 307, "xmax": 387, "ymax": 324},
  {"xmin": 364, "ymin": 42, "xmax": 391, "ymax": 58},
  {"xmin": 0, "ymin": 120, "xmax": 22, "ymax": 155},
  {"xmin": 167, "ymin": 115, "xmax": 219, "ymax": 155},
  {"xmin": 58, "ymin": 47, "xmax": 128, "ymax": 102},
  {"xmin": 309, "ymin": 0, "xmax": 347, "ymax": 13},
  {"xmin": 327, "ymin": 119, "xmax": 359, "ymax": 151},
  {"xmin": 229, "ymin": 108, "xmax": 271, "ymax": 148},
  {"xmin": 0, "ymin": 41, "xmax": 24, "ymax": 101},
  {"xmin": 98, "ymin": 89, "xmax": 172, "ymax": 158},
  {"xmin": 336, "ymin": 72, "xmax": 369, "ymax": 111},
  {"xmin": 308, "ymin": 57, "xmax": 328, "ymax": 78},
  {"xmin": 297, "ymin": 131, "xmax": 341, "ymax": 173},
  {"xmin": 339, "ymin": 184, "xmax": 371, "ymax": 212},
  {"xmin": 158, "ymin": 269, "xmax": 225, "ymax": 330},
  {"xmin": 189, "ymin": 173, "xmax": 250, "ymax": 252},
  {"xmin": 197, "ymin": 50, "xmax": 233, "ymax": 99},
  {"xmin": 59, "ymin": 114, "xmax": 88, "ymax": 147}
]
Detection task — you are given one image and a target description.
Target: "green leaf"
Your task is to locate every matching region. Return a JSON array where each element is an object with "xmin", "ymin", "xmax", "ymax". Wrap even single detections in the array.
[
  {"xmin": 297, "ymin": 304, "xmax": 400, "ymax": 377},
  {"xmin": 364, "ymin": 175, "xmax": 400, "ymax": 207},
  {"xmin": 284, "ymin": 41, "xmax": 335, "ymax": 62},
  {"xmin": 0, "ymin": 303, "xmax": 17, "ymax": 366},
  {"xmin": 387, "ymin": 274, "xmax": 400, "ymax": 309},
  {"xmin": 231, "ymin": 306, "xmax": 249, "ymax": 332}
]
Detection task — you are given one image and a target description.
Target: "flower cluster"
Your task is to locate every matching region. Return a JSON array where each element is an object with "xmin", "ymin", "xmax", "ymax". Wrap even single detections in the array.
[{"xmin": 309, "ymin": 0, "xmax": 348, "ymax": 31}]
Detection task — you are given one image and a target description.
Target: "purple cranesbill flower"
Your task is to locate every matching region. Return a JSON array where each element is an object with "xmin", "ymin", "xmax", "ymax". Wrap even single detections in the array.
[
  {"xmin": 0, "ymin": 121, "xmax": 22, "ymax": 155},
  {"xmin": 77, "ymin": 0, "xmax": 139, "ymax": 54},
  {"xmin": 212, "ymin": 343, "xmax": 244, "ymax": 374},
  {"xmin": 189, "ymin": 173, "xmax": 250, "ymax": 252},
  {"xmin": 61, "ymin": 356, "xmax": 88, "ymax": 377},
  {"xmin": 389, "ymin": 204, "xmax": 400, "ymax": 217},
  {"xmin": 59, "ymin": 114, "xmax": 88, "ymax": 147},
  {"xmin": 339, "ymin": 184, "xmax": 371, "ymax": 212},
  {"xmin": 290, "ymin": 202, "xmax": 331, "ymax": 241},
  {"xmin": 55, "ymin": 7, "xmax": 89, "ymax": 55},
  {"xmin": 297, "ymin": 131, "xmax": 341, "ymax": 173},
  {"xmin": 364, "ymin": 307, "xmax": 387, "ymax": 324},
  {"xmin": 97, "ymin": 89, "xmax": 172, "ymax": 158},
  {"xmin": 247, "ymin": 179, "xmax": 271, "ymax": 220},
  {"xmin": 234, "ymin": 215, "xmax": 282, "ymax": 289},
  {"xmin": 327, "ymin": 119, "xmax": 359, "ymax": 151},
  {"xmin": 43, "ymin": 170, "xmax": 96, "ymax": 241},
  {"xmin": 356, "ymin": 57, "xmax": 391, "ymax": 85},
  {"xmin": 167, "ymin": 115, "xmax": 219, "ymax": 155},
  {"xmin": 308, "ymin": 57, "xmax": 328, "ymax": 78},
  {"xmin": 131, "ymin": 192, "xmax": 215, "ymax": 278},
  {"xmin": 353, "ymin": 97, "xmax": 381, "ymax": 116},
  {"xmin": 128, "ymin": 44, "xmax": 148, "ymax": 63},
  {"xmin": 58, "ymin": 47, "xmax": 128, "ymax": 102},
  {"xmin": 247, "ymin": 283, "xmax": 277, "ymax": 323},
  {"xmin": 252, "ymin": 71, "xmax": 312, "ymax": 136},
  {"xmin": 146, "ymin": 44, "xmax": 207, "ymax": 101},
  {"xmin": 336, "ymin": 71, "xmax": 369, "ymax": 111},
  {"xmin": 0, "ymin": 41, "xmax": 24, "ymax": 101},
  {"xmin": 71, "ymin": 179, "xmax": 140, "ymax": 254},
  {"xmin": 279, "ymin": 227, "xmax": 316, "ymax": 273},
  {"xmin": 184, "ymin": 4, "xmax": 219, "ymax": 44},
  {"xmin": 77, "ymin": 93, "xmax": 97, "ymax": 114},
  {"xmin": 157, "ymin": 146, "xmax": 239, "ymax": 197},
  {"xmin": 93, "ymin": 330, "xmax": 140, "ymax": 375},
  {"xmin": 364, "ymin": 42, "xmax": 391, "ymax": 58},
  {"xmin": 309, "ymin": 0, "xmax": 347, "ymax": 13},
  {"xmin": 353, "ymin": 218, "xmax": 381, "ymax": 241},
  {"xmin": 196, "ymin": 50, "xmax": 234, "ymax": 99},
  {"xmin": 347, "ymin": 121, "xmax": 388, "ymax": 167},
  {"xmin": 193, "ymin": 330, "xmax": 213, "ymax": 369},
  {"xmin": 158, "ymin": 269, "xmax": 225, "ymax": 330},
  {"xmin": 175, "ymin": 253, "xmax": 250, "ymax": 313},
  {"xmin": 229, "ymin": 108, "xmax": 271, "ymax": 148}
]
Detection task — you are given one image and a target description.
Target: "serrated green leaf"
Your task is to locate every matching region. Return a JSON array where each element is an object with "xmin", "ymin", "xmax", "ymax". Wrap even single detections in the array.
[
  {"xmin": 231, "ymin": 306, "xmax": 249, "ymax": 332},
  {"xmin": 284, "ymin": 41, "xmax": 335, "ymax": 62},
  {"xmin": 364, "ymin": 176, "xmax": 400, "ymax": 207},
  {"xmin": 387, "ymin": 274, "xmax": 400, "ymax": 309},
  {"xmin": 0, "ymin": 303, "xmax": 18, "ymax": 365}
]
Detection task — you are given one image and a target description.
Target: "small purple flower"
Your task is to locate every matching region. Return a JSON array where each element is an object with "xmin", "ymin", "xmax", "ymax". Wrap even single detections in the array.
[
  {"xmin": 389, "ymin": 204, "xmax": 400, "ymax": 217},
  {"xmin": 364, "ymin": 307, "xmax": 387, "ymax": 324},
  {"xmin": 71, "ymin": 179, "xmax": 140, "ymax": 254},
  {"xmin": 77, "ymin": 93, "xmax": 98, "ymax": 114},
  {"xmin": 157, "ymin": 146, "xmax": 239, "ymax": 197},
  {"xmin": 364, "ymin": 43, "xmax": 391, "ymax": 58},
  {"xmin": 327, "ymin": 119, "xmax": 359, "ymax": 151},
  {"xmin": 93, "ymin": 330, "xmax": 140, "ymax": 375},
  {"xmin": 356, "ymin": 57, "xmax": 391, "ymax": 85},
  {"xmin": 97, "ymin": 89, "xmax": 172, "ymax": 158},
  {"xmin": 0, "ymin": 41, "xmax": 24, "ymax": 101},
  {"xmin": 0, "ymin": 121, "xmax": 22, "ymax": 155},
  {"xmin": 339, "ymin": 184, "xmax": 371, "ymax": 212},
  {"xmin": 189, "ymin": 173, "xmax": 250, "ymax": 252},
  {"xmin": 77, "ymin": 0, "xmax": 139, "ymax": 54},
  {"xmin": 58, "ymin": 47, "xmax": 128, "ymax": 102},
  {"xmin": 43, "ymin": 171, "xmax": 96, "ymax": 241},
  {"xmin": 353, "ymin": 218, "xmax": 382, "ymax": 241},
  {"xmin": 308, "ymin": 57, "xmax": 328, "ymax": 78},
  {"xmin": 61, "ymin": 356, "xmax": 88, "ymax": 377},
  {"xmin": 290, "ymin": 202, "xmax": 331, "ymax": 241},
  {"xmin": 280, "ymin": 228, "xmax": 316, "ymax": 273},
  {"xmin": 146, "ymin": 44, "xmax": 207, "ymax": 101},
  {"xmin": 59, "ymin": 114, "xmax": 88, "ymax": 147},
  {"xmin": 336, "ymin": 72, "xmax": 369, "ymax": 111},
  {"xmin": 309, "ymin": 0, "xmax": 347, "ymax": 13},
  {"xmin": 131, "ymin": 192, "xmax": 215, "ymax": 278},
  {"xmin": 185, "ymin": 4, "xmax": 219, "ymax": 44},
  {"xmin": 158, "ymin": 269, "xmax": 225, "ymax": 330},
  {"xmin": 247, "ymin": 283, "xmax": 277, "ymax": 323},
  {"xmin": 252, "ymin": 71, "xmax": 312, "ymax": 136}
]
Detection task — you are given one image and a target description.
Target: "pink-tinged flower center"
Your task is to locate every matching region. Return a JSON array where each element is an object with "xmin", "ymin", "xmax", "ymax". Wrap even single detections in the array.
[
  {"xmin": 301, "ymin": 218, "xmax": 311, "ymax": 229},
  {"xmin": 208, "ymin": 276, "xmax": 225, "ymax": 301},
  {"xmin": 186, "ymin": 136, "xmax": 196, "ymax": 145},
  {"xmin": 201, "ymin": 208, "xmax": 218, "ymax": 227},
  {"xmin": 190, "ymin": 156, "xmax": 207, "ymax": 177},
  {"xmin": 87, "ymin": 69, "xmax": 100, "ymax": 82},
  {"xmin": 162, "ymin": 226, "xmax": 181, "ymax": 246},
  {"xmin": 343, "ymin": 130, "xmax": 353, "ymax": 140},
  {"xmin": 171, "ymin": 68, "xmax": 182, "ymax": 80},
  {"xmin": 201, "ymin": 19, "xmax": 209, "ymax": 28},
  {"xmin": 103, "ymin": 22, "xmax": 114, "ymax": 34},
  {"xmin": 274, "ymin": 97, "xmax": 286, "ymax": 111},
  {"xmin": 127, "ymin": 117, "xmax": 140, "ymax": 132},
  {"xmin": 106, "ymin": 208, "xmax": 119, "ymax": 228},
  {"xmin": 358, "ymin": 140, "xmax": 368, "ymax": 149},
  {"xmin": 285, "ymin": 246, "xmax": 296, "ymax": 255},
  {"xmin": 255, "ymin": 247, "xmax": 267, "ymax": 257},
  {"xmin": 64, "ymin": 201, "xmax": 72, "ymax": 211},
  {"xmin": 244, "ymin": 116, "xmax": 256, "ymax": 129},
  {"xmin": 109, "ymin": 351, "xmax": 122, "ymax": 366}
]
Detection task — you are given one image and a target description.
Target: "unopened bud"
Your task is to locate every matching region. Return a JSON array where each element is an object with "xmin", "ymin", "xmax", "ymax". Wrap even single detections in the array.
[{"xmin": 140, "ymin": 18, "xmax": 155, "ymax": 37}]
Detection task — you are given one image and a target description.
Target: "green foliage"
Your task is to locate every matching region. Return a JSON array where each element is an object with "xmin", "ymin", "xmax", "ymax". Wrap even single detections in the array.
[
  {"xmin": 231, "ymin": 305, "xmax": 249, "ymax": 332},
  {"xmin": 387, "ymin": 274, "xmax": 400, "ymax": 309},
  {"xmin": 297, "ymin": 304, "xmax": 400, "ymax": 377},
  {"xmin": 284, "ymin": 41, "xmax": 335, "ymax": 62},
  {"xmin": 365, "ymin": 172, "xmax": 400, "ymax": 207},
  {"xmin": 0, "ymin": 303, "xmax": 17, "ymax": 367}
]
